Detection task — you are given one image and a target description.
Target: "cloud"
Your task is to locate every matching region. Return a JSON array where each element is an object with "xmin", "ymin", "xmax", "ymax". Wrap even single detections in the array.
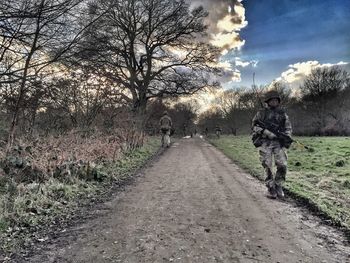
[
  {"xmin": 187, "ymin": 1, "xmax": 251, "ymax": 88},
  {"xmin": 318, "ymin": 61, "xmax": 348, "ymax": 68},
  {"xmin": 276, "ymin": 60, "xmax": 349, "ymax": 89},
  {"xmin": 190, "ymin": 0, "xmax": 248, "ymax": 54},
  {"xmin": 231, "ymin": 70, "xmax": 241, "ymax": 82},
  {"xmin": 206, "ymin": 57, "xmax": 259, "ymax": 85},
  {"xmin": 178, "ymin": 88, "xmax": 223, "ymax": 113},
  {"xmin": 210, "ymin": 33, "xmax": 245, "ymax": 55},
  {"xmin": 234, "ymin": 57, "xmax": 259, "ymax": 68},
  {"xmin": 213, "ymin": 60, "xmax": 241, "ymax": 82}
]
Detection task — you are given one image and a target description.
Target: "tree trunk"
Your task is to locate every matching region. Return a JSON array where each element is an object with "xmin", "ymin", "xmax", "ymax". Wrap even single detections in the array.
[{"xmin": 6, "ymin": 0, "xmax": 44, "ymax": 151}]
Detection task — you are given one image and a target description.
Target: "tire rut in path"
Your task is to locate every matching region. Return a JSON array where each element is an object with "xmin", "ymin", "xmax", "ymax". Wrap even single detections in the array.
[{"xmin": 25, "ymin": 137, "xmax": 349, "ymax": 263}]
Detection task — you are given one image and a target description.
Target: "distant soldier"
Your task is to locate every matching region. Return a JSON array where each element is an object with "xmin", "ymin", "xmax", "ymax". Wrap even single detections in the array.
[
  {"xmin": 204, "ymin": 127, "xmax": 208, "ymax": 136},
  {"xmin": 159, "ymin": 111, "xmax": 173, "ymax": 147},
  {"xmin": 182, "ymin": 124, "xmax": 187, "ymax": 137},
  {"xmin": 251, "ymin": 91, "xmax": 292, "ymax": 199},
  {"xmin": 215, "ymin": 125, "xmax": 222, "ymax": 138}
]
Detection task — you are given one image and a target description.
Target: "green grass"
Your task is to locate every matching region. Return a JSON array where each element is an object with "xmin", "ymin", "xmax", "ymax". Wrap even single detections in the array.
[{"xmin": 210, "ymin": 135, "xmax": 350, "ymax": 230}]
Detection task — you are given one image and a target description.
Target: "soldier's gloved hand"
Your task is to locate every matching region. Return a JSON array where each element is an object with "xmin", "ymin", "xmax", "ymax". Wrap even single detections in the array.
[{"xmin": 263, "ymin": 129, "xmax": 277, "ymax": 139}]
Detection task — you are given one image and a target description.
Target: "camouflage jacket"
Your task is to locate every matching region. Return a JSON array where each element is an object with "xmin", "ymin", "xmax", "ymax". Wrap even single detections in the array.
[
  {"xmin": 252, "ymin": 107, "xmax": 292, "ymax": 138},
  {"xmin": 159, "ymin": 115, "xmax": 172, "ymax": 129}
]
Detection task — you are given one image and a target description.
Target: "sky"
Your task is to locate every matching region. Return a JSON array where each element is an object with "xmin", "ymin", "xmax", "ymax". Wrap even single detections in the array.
[{"xmin": 206, "ymin": 0, "xmax": 350, "ymax": 89}]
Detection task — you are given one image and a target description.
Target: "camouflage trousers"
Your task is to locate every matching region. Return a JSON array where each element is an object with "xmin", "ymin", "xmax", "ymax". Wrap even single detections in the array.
[
  {"xmin": 161, "ymin": 128, "xmax": 171, "ymax": 147},
  {"xmin": 259, "ymin": 140, "xmax": 288, "ymax": 187}
]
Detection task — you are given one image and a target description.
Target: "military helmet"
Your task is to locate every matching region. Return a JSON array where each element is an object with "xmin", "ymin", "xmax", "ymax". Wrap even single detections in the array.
[{"xmin": 264, "ymin": 90, "xmax": 281, "ymax": 103}]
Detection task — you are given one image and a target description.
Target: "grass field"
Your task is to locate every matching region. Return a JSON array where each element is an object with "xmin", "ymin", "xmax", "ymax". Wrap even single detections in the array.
[{"xmin": 210, "ymin": 135, "xmax": 350, "ymax": 231}]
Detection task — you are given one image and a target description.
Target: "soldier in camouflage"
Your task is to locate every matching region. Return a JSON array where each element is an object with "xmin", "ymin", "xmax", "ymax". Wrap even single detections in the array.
[
  {"xmin": 252, "ymin": 91, "xmax": 292, "ymax": 198},
  {"xmin": 159, "ymin": 111, "xmax": 173, "ymax": 147}
]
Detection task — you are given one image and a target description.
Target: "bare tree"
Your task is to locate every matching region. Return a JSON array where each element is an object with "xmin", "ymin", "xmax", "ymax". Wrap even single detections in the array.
[
  {"xmin": 300, "ymin": 66, "xmax": 349, "ymax": 133},
  {"xmin": 237, "ymin": 89, "xmax": 262, "ymax": 111},
  {"xmin": 301, "ymin": 67, "xmax": 348, "ymax": 99},
  {"xmin": 77, "ymin": 0, "xmax": 220, "ymax": 120},
  {"xmin": 215, "ymin": 89, "xmax": 240, "ymax": 116},
  {"xmin": 41, "ymin": 68, "xmax": 124, "ymax": 129},
  {"xmin": 197, "ymin": 107, "xmax": 224, "ymax": 134},
  {"xmin": 0, "ymin": 0, "xmax": 28, "ymax": 85},
  {"xmin": 171, "ymin": 100, "xmax": 199, "ymax": 134},
  {"xmin": 214, "ymin": 89, "xmax": 241, "ymax": 134},
  {"xmin": 0, "ymin": 0, "xmax": 104, "ymax": 146}
]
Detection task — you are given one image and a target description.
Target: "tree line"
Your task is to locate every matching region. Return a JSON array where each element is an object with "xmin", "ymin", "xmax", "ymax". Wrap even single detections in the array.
[
  {"xmin": 0, "ymin": 0, "xmax": 220, "ymax": 146},
  {"xmin": 2, "ymin": 0, "xmax": 348, "ymax": 144},
  {"xmin": 198, "ymin": 66, "xmax": 350, "ymax": 136}
]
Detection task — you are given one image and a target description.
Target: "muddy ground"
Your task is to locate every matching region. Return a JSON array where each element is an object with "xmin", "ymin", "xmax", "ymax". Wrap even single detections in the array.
[{"xmin": 6, "ymin": 137, "xmax": 350, "ymax": 262}]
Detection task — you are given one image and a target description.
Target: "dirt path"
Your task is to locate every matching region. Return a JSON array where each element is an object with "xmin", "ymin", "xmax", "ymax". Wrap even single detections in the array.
[{"xmin": 23, "ymin": 137, "xmax": 349, "ymax": 263}]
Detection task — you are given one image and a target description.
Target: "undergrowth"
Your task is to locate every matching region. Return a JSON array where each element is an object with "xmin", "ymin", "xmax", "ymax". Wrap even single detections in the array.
[{"xmin": 0, "ymin": 129, "xmax": 160, "ymax": 253}]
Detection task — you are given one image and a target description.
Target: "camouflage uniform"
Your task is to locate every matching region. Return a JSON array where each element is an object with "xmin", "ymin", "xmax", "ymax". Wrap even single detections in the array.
[
  {"xmin": 252, "ymin": 92, "xmax": 292, "ymax": 196},
  {"xmin": 159, "ymin": 112, "xmax": 172, "ymax": 147}
]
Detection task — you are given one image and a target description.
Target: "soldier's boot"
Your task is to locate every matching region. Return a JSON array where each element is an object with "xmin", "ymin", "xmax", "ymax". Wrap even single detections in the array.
[
  {"xmin": 266, "ymin": 181, "xmax": 277, "ymax": 199},
  {"xmin": 275, "ymin": 184, "xmax": 284, "ymax": 198}
]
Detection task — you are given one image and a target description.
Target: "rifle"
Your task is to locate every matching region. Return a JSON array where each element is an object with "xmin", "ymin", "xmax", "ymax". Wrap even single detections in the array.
[{"xmin": 255, "ymin": 120, "xmax": 309, "ymax": 150}]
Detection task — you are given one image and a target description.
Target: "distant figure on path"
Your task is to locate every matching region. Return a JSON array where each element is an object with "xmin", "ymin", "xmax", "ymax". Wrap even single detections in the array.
[
  {"xmin": 182, "ymin": 124, "xmax": 187, "ymax": 137},
  {"xmin": 159, "ymin": 111, "xmax": 173, "ymax": 147},
  {"xmin": 215, "ymin": 125, "xmax": 222, "ymax": 138}
]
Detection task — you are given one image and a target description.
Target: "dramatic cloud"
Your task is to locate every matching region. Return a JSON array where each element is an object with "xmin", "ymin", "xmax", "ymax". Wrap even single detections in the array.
[
  {"xmin": 190, "ymin": 1, "xmax": 250, "ymax": 86},
  {"xmin": 275, "ymin": 60, "xmax": 349, "ymax": 90},
  {"xmin": 184, "ymin": 0, "xmax": 250, "ymax": 110},
  {"xmin": 191, "ymin": 0, "xmax": 248, "ymax": 55},
  {"xmin": 210, "ymin": 57, "xmax": 258, "ymax": 85}
]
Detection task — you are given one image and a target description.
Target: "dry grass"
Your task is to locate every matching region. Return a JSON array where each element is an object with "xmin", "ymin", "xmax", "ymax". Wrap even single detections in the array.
[{"xmin": 0, "ymin": 128, "xmax": 152, "ymax": 236}]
